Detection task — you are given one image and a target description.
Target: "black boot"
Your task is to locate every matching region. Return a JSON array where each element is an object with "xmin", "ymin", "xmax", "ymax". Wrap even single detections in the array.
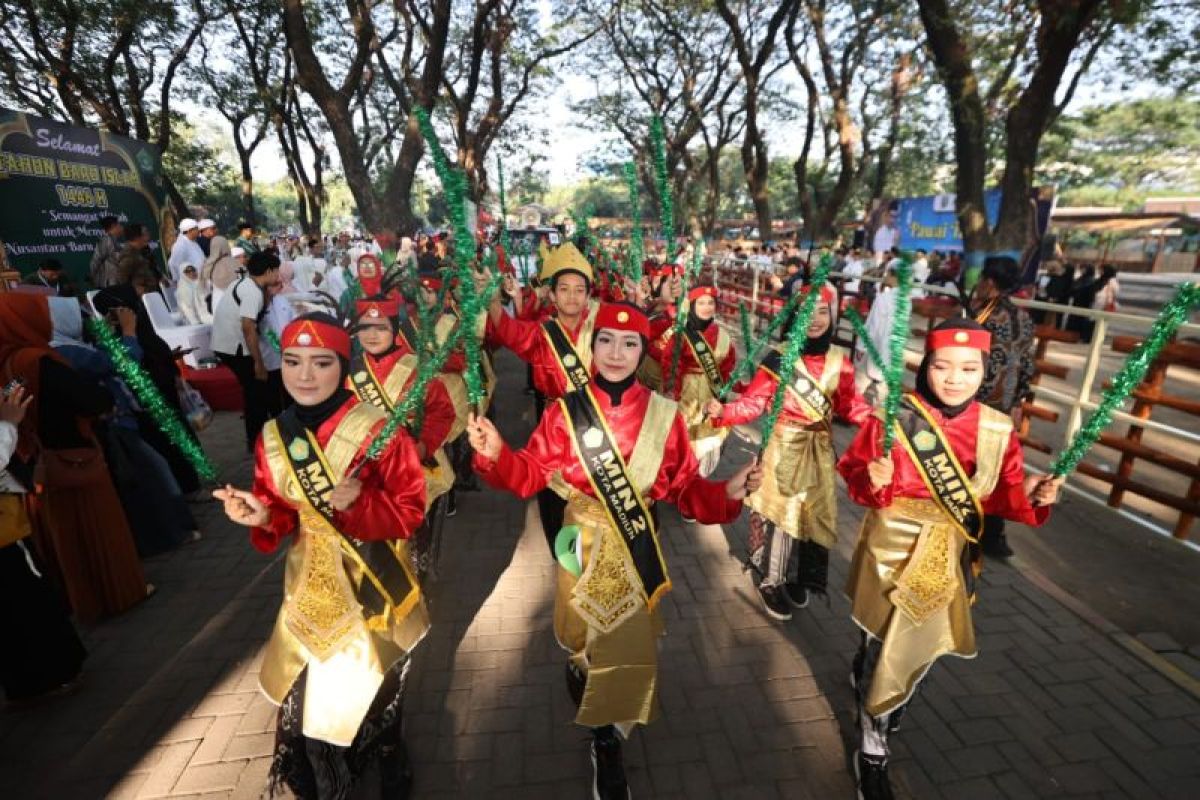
[
  {"xmin": 591, "ymin": 726, "xmax": 630, "ymax": 800},
  {"xmin": 756, "ymin": 582, "xmax": 792, "ymax": 621},
  {"xmin": 854, "ymin": 749, "xmax": 894, "ymax": 800}
]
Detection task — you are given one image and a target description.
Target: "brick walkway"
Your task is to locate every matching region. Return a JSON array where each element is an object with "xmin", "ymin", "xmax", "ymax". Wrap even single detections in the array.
[{"xmin": 3, "ymin": 351, "xmax": 1199, "ymax": 799}]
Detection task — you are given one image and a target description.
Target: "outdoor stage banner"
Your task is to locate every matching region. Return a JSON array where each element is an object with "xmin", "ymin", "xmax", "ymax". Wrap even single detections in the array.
[{"xmin": 0, "ymin": 108, "xmax": 169, "ymax": 283}]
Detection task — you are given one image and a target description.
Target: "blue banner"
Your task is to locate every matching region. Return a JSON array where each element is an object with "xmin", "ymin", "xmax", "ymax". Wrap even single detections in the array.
[{"xmin": 895, "ymin": 189, "xmax": 1002, "ymax": 253}]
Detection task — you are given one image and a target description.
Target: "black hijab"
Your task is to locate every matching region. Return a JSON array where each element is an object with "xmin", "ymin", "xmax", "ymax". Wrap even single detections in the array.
[
  {"xmin": 287, "ymin": 311, "xmax": 354, "ymax": 432},
  {"xmin": 92, "ymin": 284, "xmax": 179, "ymax": 401},
  {"xmin": 916, "ymin": 317, "xmax": 988, "ymax": 419}
]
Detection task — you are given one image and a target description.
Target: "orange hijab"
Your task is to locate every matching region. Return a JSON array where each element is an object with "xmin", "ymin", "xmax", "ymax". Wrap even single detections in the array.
[{"xmin": 0, "ymin": 294, "xmax": 66, "ymax": 459}]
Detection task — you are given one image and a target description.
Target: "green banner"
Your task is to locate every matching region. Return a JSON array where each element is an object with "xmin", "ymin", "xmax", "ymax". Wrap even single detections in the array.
[{"xmin": 0, "ymin": 108, "xmax": 168, "ymax": 285}]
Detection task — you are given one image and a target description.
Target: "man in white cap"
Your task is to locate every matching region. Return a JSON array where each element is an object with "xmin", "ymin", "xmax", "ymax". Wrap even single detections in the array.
[
  {"xmin": 169, "ymin": 218, "xmax": 206, "ymax": 285},
  {"xmin": 197, "ymin": 218, "xmax": 217, "ymax": 258}
]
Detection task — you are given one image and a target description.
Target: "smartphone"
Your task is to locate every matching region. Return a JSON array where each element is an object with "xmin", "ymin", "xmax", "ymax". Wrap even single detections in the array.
[{"xmin": 2, "ymin": 376, "xmax": 25, "ymax": 397}]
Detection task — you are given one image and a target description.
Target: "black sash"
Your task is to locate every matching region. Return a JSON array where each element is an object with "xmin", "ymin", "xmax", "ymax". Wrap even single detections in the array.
[
  {"xmin": 560, "ymin": 389, "xmax": 668, "ymax": 602},
  {"xmin": 397, "ymin": 316, "xmax": 419, "ymax": 353},
  {"xmin": 274, "ymin": 409, "xmax": 416, "ymax": 616},
  {"xmin": 893, "ymin": 395, "xmax": 985, "ymax": 542},
  {"xmin": 348, "ymin": 355, "xmax": 394, "ymax": 413},
  {"xmin": 543, "ymin": 320, "xmax": 590, "ymax": 393},
  {"xmin": 683, "ymin": 326, "xmax": 723, "ymax": 393},
  {"xmin": 761, "ymin": 351, "xmax": 832, "ymax": 420}
]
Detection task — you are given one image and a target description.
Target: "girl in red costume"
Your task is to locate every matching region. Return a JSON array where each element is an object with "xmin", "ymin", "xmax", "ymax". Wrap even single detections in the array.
[
  {"xmin": 707, "ymin": 285, "xmax": 871, "ymax": 620},
  {"xmin": 214, "ymin": 313, "xmax": 429, "ymax": 800},
  {"xmin": 467, "ymin": 302, "xmax": 762, "ymax": 800},
  {"xmin": 655, "ymin": 284, "xmax": 736, "ymax": 475},
  {"xmin": 836, "ymin": 318, "xmax": 1062, "ymax": 800},
  {"xmin": 349, "ymin": 295, "xmax": 457, "ymax": 577}
]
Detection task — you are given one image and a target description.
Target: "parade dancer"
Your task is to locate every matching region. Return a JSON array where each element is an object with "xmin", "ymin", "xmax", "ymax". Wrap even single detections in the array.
[
  {"xmin": 488, "ymin": 242, "xmax": 601, "ymax": 551},
  {"xmin": 836, "ymin": 318, "xmax": 1062, "ymax": 799},
  {"xmin": 467, "ymin": 303, "xmax": 762, "ymax": 800},
  {"xmin": 214, "ymin": 313, "xmax": 430, "ymax": 800},
  {"xmin": 707, "ymin": 284, "xmax": 870, "ymax": 619},
  {"xmin": 654, "ymin": 284, "xmax": 736, "ymax": 475},
  {"xmin": 348, "ymin": 295, "xmax": 456, "ymax": 577}
]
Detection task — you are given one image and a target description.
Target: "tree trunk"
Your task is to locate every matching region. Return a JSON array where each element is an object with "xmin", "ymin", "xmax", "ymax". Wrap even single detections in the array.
[
  {"xmin": 163, "ymin": 174, "xmax": 190, "ymax": 221},
  {"xmin": 234, "ymin": 141, "xmax": 257, "ymax": 226}
]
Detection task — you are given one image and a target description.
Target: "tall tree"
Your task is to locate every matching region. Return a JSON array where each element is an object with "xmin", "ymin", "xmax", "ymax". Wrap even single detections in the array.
[
  {"xmin": 915, "ymin": 0, "xmax": 1139, "ymax": 267},
  {"xmin": 281, "ymin": 0, "xmax": 451, "ymax": 238},
  {"xmin": 713, "ymin": 0, "xmax": 795, "ymax": 242},
  {"xmin": 0, "ymin": 0, "xmax": 209, "ymax": 217}
]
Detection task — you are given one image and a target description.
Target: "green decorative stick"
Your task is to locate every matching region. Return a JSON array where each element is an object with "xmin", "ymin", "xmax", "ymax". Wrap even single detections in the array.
[
  {"xmin": 414, "ymin": 105, "xmax": 487, "ymax": 407},
  {"xmin": 844, "ymin": 307, "xmax": 885, "ymax": 374},
  {"xmin": 624, "ymin": 162, "xmax": 645, "ymax": 282},
  {"xmin": 756, "ymin": 258, "xmax": 834, "ymax": 456},
  {"xmin": 881, "ymin": 255, "xmax": 913, "ymax": 450},
  {"xmin": 1049, "ymin": 283, "xmax": 1200, "ymax": 477},
  {"xmin": 649, "ymin": 116, "xmax": 676, "ymax": 262},
  {"xmin": 496, "ymin": 155, "xmax": 511, "ymax": 268},
  {"xmin": 665, "ymin": 239, "xmax": 705, "ymax": 395},
  {"xmin": 87, "ymin": 317, "xmax": 217, "ymax": 482},
  {"xmin": 738, "ymin": 301, "xmax": 754, "ymax": 350}
]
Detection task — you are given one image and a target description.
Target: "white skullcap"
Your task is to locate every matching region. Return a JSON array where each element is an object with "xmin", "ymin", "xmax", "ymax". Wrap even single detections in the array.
[
  {"xmin": 231, "ymin": 247, "xmax": 245, "ymax": 258},
  {"xmin": 179, "ymin": 218, "xmax": 199, "ymax": 232},
  {"xmin": 198, "ymin": 218, "xmax": 216, "ymax": 230}
]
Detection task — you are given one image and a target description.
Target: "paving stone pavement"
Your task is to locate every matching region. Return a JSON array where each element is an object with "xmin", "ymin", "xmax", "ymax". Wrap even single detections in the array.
[{"xmin": 3, "ymin": 350, "xmax": 1199, "ymax": 799}]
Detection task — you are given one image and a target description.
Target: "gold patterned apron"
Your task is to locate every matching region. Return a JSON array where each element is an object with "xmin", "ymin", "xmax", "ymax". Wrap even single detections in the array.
[
  {"xmin": 257, "ymin": 404, "xmax": 431, "ymax": 745},
  {"xmin": 845, "ymin": 404, "xmax": 1012, "ymax": 717},
  {"xmin": 348, "ymin": 353, "xmax": 454, "ymax": 508},
  {"xmin": 746, "ymin": 347, "xmax": 846, "ymax": 546},
  {"xmin": 552, "ymin": 392, "xmax": 675, "ymax": 730}
]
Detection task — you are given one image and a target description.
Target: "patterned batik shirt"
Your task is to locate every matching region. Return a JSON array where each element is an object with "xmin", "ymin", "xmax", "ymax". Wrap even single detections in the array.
[{"xmin": 975, "ymin": 296, "xmax": 1036, "ymax": 414}]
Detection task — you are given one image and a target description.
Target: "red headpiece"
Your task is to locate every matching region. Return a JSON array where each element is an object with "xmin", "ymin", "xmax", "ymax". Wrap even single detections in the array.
[
  {"xmin": 688, "ymin": 285, "xmax": 718, "ymax": 303},
  {"xmin": 355, "ymin": 297, "xmax": 401, "ymax": 321},
  {"xmin": 419, "ymin": 274, "xmax": 443, "ymax": 291},
  {"xmin": 593, "ymin": 303, "xmax": 651, "ymax": 339},
  {"xmin": 798, "ymin": 283, "xmax": 838, "ymax": 316},
  {"xmin": 281, "ymin": 317, "xmax": 351, "ymax": 360},
  {"xmin": 926, "ymin": 325, "xmax": 992, "ymax": 353}
]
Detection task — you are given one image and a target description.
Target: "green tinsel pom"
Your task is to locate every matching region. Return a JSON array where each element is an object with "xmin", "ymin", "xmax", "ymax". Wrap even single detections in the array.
[
  {"xmin": 649, "ymin": 116, "xmax": 676, "ymax": 262},
  {"xmin": 1050, "ymin": 283, "xmax": 1200, "ymax": 477},
  {"xmin": 623, "ymin": 162, "xmax": 645, "ymax": 282},
  {"xmin": 757, "ymin": 256, "xmax": 834, "ymax": 453},
  {"xmin": 844, "ymin": 307, "xmax": 884, "ymax": 374},
  {"xmin": 87, "ymin": 317, "xmax": 217, "ymax": 482},
  {"xmin": 881, "ymin": 255, "xmax": 913, "ymax": 450}
]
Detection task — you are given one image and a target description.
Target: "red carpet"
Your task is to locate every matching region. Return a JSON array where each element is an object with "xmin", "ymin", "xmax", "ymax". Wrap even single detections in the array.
[{"xmin": 181, "ymin": 364, "xmax": 242, "ymax": 411}]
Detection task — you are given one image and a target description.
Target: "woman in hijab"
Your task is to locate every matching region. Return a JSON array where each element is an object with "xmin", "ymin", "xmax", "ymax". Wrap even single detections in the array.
[
  {"xmin": 0, "ymin": 381, "xmax": 87, "ymax": 704},
  {"xmin": 0, "ymin": 294, "xmax": 149, "ymax": 625},
  {"xmin": 176, "ymin": 263, "xmax": 212, "ymax": 325},
  {"xmin": 213, "ymin": 312, "xmax": 429, "ymax": 799},
  {"xmin": 47, "ymin": 297, "xmax": 199, "ymax": 557},
  {"xmin": 708, "ymin": 284, "xmax": 872, "ymax": 619},
  {"xmin": 277, "ymin": 261, "xmax": 299, "ymax": 295},
  {"xmin": 91, "ymin": 285, "xmax": 200, "ymax": 495},
  {"xmin": 836, "ymin": 317, "xmax": 1063, "ymax": 800}
]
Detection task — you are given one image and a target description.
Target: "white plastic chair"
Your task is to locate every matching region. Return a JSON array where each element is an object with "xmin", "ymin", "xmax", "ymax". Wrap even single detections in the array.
[{"xmin": 143, "ymin": 292, "xmax": 212, "ymax": 368}]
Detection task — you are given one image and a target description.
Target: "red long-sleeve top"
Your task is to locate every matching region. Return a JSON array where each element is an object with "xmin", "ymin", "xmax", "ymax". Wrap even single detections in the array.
[
  {"xmin": 654, "ymin": 322, "xmax": 737, "ymax": 401},
  {"xmin": 714, "ymin": 349, "xmax": 872, "ymax": 428},
  {"xmin": 249, "ymin": 397, "xmax": 428, "ymax": 553},
  {"xmin": 516, "ymin": 289, "xmax": 554, "ymax": 322},
  {"xmin": 486, "ymin": 305, "xmax": 596, "ymax": 399},
  {"xmin": 836, "ymin": 399, "xmax": 1050, "ymax": 527},
  {"xmin": 473, "ymin": 382, "xmax": 745, "ymax": 524},
  {"xmin": 354, "ymin": 348, "xmax": 455, "ymax": 455}
]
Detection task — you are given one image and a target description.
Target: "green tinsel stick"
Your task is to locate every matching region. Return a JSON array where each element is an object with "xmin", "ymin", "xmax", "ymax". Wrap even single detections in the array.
[
  {"xmin": 496, "ymin": 156, "xmax": 511, "ymax": 268},
  {"xmin": 881, "ymin": 256, "xmax": 914, "ymax": 450},
  {"xmin": 649, "ymin": 116, "xmax": 676, "ymax": 262},
  {"xmin": 665, "ymin": 240, "xmax": 705, "ymax": 395},
  {"xmin": 87, "ymin": 317, "xmax": 217, "ymax": 482},
  {"xmin": 756, "ymin": 257, "xmax": 834, "ymax": 455},
  {"xmin": 715, "ymin": 277, "xmax": 811, "ymax": 400},
  {"xmin": 738, "ymin": 302, "xmax": 754, "ymax": 353},
  {"xmin": 623, "ymin": 162, "xmax": 645, "ymax": 282},
  {"xmin": 844, "ymin": 307, "xmax": 885, "ymax": 374},
  {"xmin": 1049, "ymin": 283, "xmax": 1200, "ymax": 477},
  {"xmin": 414, "ymin": 105, "xmax": 488, "ymax": 407}
]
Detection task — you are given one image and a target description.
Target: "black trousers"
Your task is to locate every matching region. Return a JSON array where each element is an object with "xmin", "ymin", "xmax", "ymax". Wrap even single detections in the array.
[{"xmin": 218, "ymin": 352, "xmax": 270, "ymax": 452}]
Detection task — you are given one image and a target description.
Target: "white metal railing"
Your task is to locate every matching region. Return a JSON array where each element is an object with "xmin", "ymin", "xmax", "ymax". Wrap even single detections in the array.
[{"xmin": 706, "ymin": 255, "xmax": 1200, "ymax": 542}]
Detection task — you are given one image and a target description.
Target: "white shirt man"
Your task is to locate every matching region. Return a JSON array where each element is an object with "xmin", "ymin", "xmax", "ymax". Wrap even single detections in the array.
[
  {"xmin": 212, "ymin": 272, "xmax": 265, "ymax": 357},
  {"xmin": 910, "ymin": 252, "xmax": 930, "ymax": 299},
  {"xmin": 168, "ymin": 219, "xmax": 206, "ymax": 285},
  {"xmin": 842, "ymin": 255, "xmax": 866, "ymax": 294}
]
